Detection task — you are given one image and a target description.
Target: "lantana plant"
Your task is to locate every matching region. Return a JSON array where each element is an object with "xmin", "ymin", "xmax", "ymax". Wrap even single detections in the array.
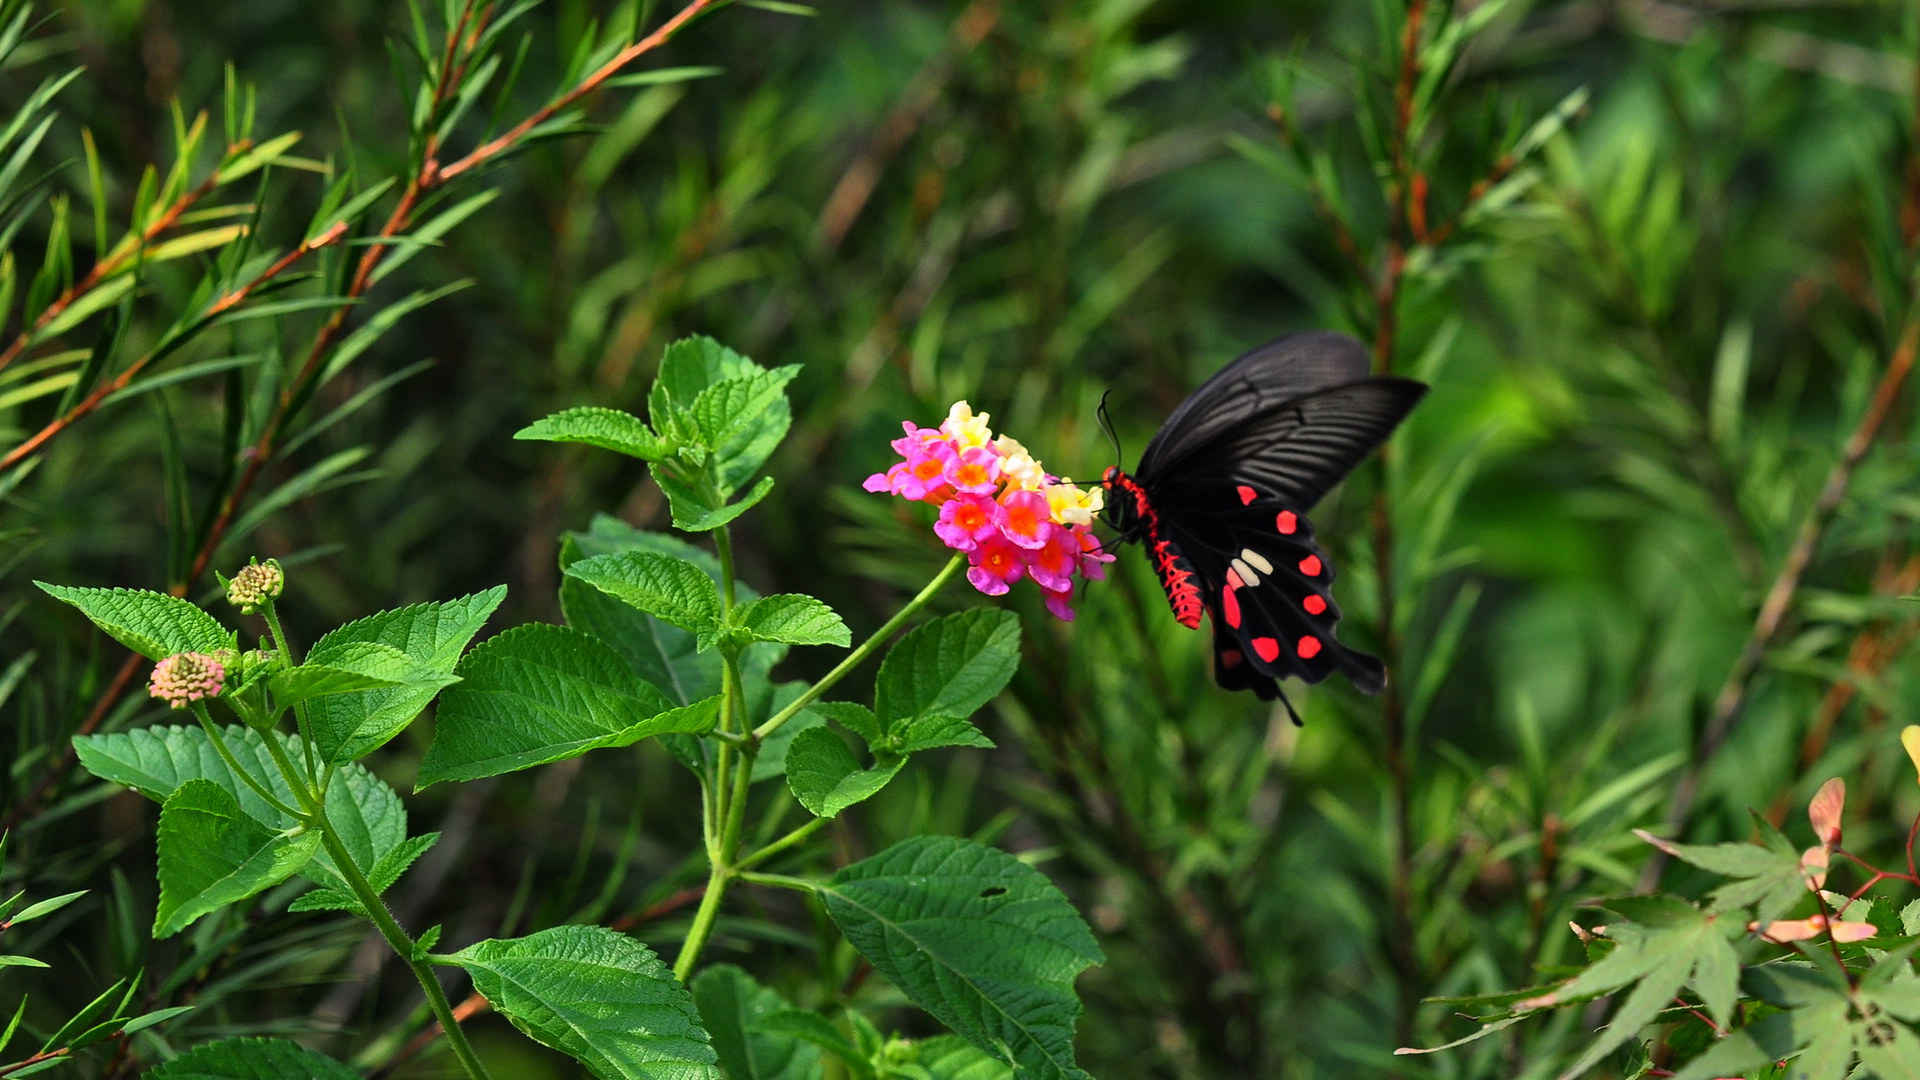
[{"xmin": 38, "ymin": 336, "xmax": 1105, "ymax": 1079}]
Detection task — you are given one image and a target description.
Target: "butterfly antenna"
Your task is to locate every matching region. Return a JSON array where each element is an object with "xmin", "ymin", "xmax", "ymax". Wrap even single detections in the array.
[
  {"xmin": 1274, "ymin": 685, "xmax": 1305, "ymax": 728},
  {"xmin": 1097, "ymin": 389, "xmax": 1123, "ymax": 466}
]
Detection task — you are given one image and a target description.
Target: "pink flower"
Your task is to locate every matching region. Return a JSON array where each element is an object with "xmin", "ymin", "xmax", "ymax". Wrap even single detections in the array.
[
  {"xmin": 148, "ymin": 652, "xmax": 227, "ymax": 709},
  {"xmin": 865, "ymin": 439, "xmax": 956, "ymax": 502},
  {"xmin": 1040, "ymin": 584, "xmax": 1077, "ymax": 622},
  {"xmin": 1024, "ymin": 525, "xmax": 1079, "ymax": 592},
  {"xmin": 935, "ymin": 493, "xmax": 1000, "ymax": 552},
  {"xmin": 966, "ymin": 533, "xmax": 1026, "ymax": 596},
  {"xmin": 890, "ymin": 421, "xmax": 946, "ymax": 457},
  {"xmin": 1074, "ymin": 529, "xmax": 1114, "ymax": 580},
  {"xmin": 995, "ymin": 489, "xmax": 1052, "ymax": 549},
  {"xmin": 944, "ymin": 445, "xmax": 1001, "ymax": 496}
]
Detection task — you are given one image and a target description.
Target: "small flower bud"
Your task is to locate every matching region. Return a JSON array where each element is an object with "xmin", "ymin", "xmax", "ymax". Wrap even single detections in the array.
[
  {"xmin": 226, "ymin": 558, "xmax": 284, "ymax": 614},
  {"xmin": 148, "ymin": 652, "xmax": 226, "ymax": 709}
]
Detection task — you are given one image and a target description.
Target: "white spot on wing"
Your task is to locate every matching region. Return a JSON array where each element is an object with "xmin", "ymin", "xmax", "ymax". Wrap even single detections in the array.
[
  {"xmin": 1241, "ymin": 549, "xmax": 1274, "ymax": 575},
  {"xmin": 1230, "ymin": 557, "xmax": 1260, "ymax": 587}
]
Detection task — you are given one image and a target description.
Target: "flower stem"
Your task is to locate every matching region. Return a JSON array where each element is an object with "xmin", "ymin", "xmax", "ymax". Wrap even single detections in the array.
[
  {"xmin": 190, "ymin": 704, "xmax": 303, "ymax": 820},
  {"xmin": 735, "ymin": 870, "xmax": 818, "ymax": 893},
  {"xmin": 260, "ymin": 598, "xmax": 318, "ymax": 782},
  {"xmin": 751, "ymin": 554, "xmax": 965, "ymax": 741}
]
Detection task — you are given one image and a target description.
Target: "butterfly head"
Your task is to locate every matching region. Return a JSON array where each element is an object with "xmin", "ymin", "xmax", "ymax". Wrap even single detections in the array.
[{"xmin": 1099, "ymin": 466, "xmax": 1149, "ymax": 543}]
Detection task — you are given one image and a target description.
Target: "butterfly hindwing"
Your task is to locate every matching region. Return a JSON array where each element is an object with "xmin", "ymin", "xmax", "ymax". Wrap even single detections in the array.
[{"xmin": 1165, "ymin": 487, "xmax": 1385, "ymax": 695}]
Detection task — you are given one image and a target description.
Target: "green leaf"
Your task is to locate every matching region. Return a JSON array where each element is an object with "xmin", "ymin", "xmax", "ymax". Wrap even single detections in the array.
[
  {"xmin": 874, "ymin": 610, "xmax": 1021, "ymax": 724},
  {"xmin": 1634, "ymin": 827, "xmax": 1805, "ymax": 922},
  {"xmin": 757, "ymin": 1012, "xmax": 872, "ymax": 1077},
  {"xmin": 303, "ymin": 586, "xmax": 506, "ymax": 762},
  {"xmin": 565, "ymin": 551, "xmax": 722, "ymax": 636},
  {"xmin": 659, "ymin": 471, "xmax": 776, "ymax": 532},
  {"xmin": 418, "ymin": 624, "xmax": 711, "ymax": 788},
  {"xmin": 445, "ymin": 925, "xmax": 720, "ymax": 1080},
  {"xmin": 809, "ymin": 701, "xmax": 882, "ymax": 745},
  {"xmin": 691, "ymin": 965, "xmax": 825, "ymax": 1080},
  {"xmin": 749, "ymin": 682, "xmax": 824, "ymax": 784},
  {"xmin": 785, "ymin": 727, "xmax": 904, "ymax": 819},
  {"xmin": 8, "ymin": 889, "xmax": 85, "ymax": 926},
  {"xmin": 35, "ymin": 583, "xmax": 230, "ymax": 660},
  {"xmin": 558, "ymin": 520, "xmax": 782, "ymax": 706},
  {"xmin": 145, "ymin": 1036, "xmax": 360, "ymax": 1078},
  {"xmin": 154, "ymin": 779, "xmax": 320, "ymax": 937},
  {"xmin": 266, "ymin": 642, "xmax": 452, "ymax": 711},
  {"xmin": 288, "ymin": 832, "xmax": 438, "ymax": 916},
  {"xmin": 736, "ymin": 594, "xmax": 850, "ymax": 648},
  {"xmin": 651, "ymin": 335, "xmax": 763, "ymax": 424},
  {"xmin": 909, "ymin": 1036, "xmax": 1016, "ymax": 1080},
  {"xmin": 1668, "ymin": 1006, "xmax": 1842, "ymax": 1080},
  {"xmin": 895, "ymin": 714, "xmax": 995, "ymax": 754},
  {"xmin": 820, "ymin": 836, "xmax": 1103, "ymax": 1080},
  {"xmin": 516, "ymin": 406, "xmax": 669, "ymax": 461},
  {"xmin": 687, "ymin": 365, "xmax": 800, "ymax": 488},
  {"xmin": 72, "ymin": 725, "xmax": 413, "ymax": 904}
]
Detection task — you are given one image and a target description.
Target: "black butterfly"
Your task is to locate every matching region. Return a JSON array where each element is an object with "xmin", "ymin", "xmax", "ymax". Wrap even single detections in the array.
[{"xmin": 1100, "ymin": 332, "xmax": 1427, "ymax": 713}]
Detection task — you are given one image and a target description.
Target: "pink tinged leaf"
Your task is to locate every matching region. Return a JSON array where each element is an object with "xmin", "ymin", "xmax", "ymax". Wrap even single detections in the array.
[
  {"xmin": 1808, "ymin": 777, "xmax": 1845, "ymax": 849},
  {"xmin": 1754, "ymin": 917, "xmax": 1823, "ymax": 942},
  {"xmin": 1515, "ymin": 991, "xmax": 1560, "ymax": 1011},
  {"xmin": 1830, "ymin": 920, "xmax": 1876, "ymax": 942},
  {"xmin": 1568, "ymin": 922, "xmax": 1594, "ymax": 944}
]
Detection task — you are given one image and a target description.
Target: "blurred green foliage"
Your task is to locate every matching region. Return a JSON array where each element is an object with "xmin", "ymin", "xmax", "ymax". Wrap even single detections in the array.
[{"xmin": 4, "ymin": 0, "xmax": 1920, "ymax": 1076}]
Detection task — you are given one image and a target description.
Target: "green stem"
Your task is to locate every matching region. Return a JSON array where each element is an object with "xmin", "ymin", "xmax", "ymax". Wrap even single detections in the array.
[
  {"xmin": 751, "ymin": 554, "xmax": 965, "ymax": 740},
  {"xmin": 190, "ymin": 704, "xmax": 304, "ymax": 820},
  {"xmin": 735, "ymin": 870, "xmax": 819, "ymax": 893},
  {"xmin": 260, "ymin": 598, "xmax": 317, "ymax": 782},
  {"xmin": 270, "ymin": 736, "xmax": 491, "ymax": 1079},
  {"xmin": 736, "ymin": 816, "xmax": 828, "ymax": 873},
  {"xmin": 313, "ymin": 818, "xmax": 494, "ymax": 1080}
]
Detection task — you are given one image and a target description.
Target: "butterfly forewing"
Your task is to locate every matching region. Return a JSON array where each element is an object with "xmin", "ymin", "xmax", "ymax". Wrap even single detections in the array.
[{"xmin": 1106, "ymin": 331, "xmax": 1424, "ymax": 702}]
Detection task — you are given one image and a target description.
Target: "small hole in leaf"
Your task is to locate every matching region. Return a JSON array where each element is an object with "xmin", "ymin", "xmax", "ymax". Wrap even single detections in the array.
[{"xmin": 979, "ymin": 886, "xmax": 1007, "ymax": 898}]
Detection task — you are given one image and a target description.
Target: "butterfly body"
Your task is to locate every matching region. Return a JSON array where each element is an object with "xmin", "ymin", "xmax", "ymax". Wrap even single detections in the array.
[{"xmin": 1100, "ymin": 332, "xmax": 1427, "ymax": 703}]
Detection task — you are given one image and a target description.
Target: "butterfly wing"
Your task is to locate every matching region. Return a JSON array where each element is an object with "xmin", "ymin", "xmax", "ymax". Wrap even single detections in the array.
[
  {"xmin": 1163, "ymin": 492, "xmax": 1385, "ymax": 695},
  {"xmin": 1140, "ymin": 377, "xmax": 1428, "ymax": 510}
]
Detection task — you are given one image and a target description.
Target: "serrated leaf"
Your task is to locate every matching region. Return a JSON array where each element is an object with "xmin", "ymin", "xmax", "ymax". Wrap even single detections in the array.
[
  {"xmin": 35, "ymin": 583, "xmax": 230, "ymax": 660},
  {"xmin": 72, "ymin": 725, "xmax": 411, "ymax": 903},
  {"xmin": 446, "ymin": 925, "xmax": 719, "ymax": 1080},
  {"xmin": 785, "ymin": 727, "xmax": 904, "ymax": 819},
  {"xmin": 267, "ymin": 641, "xmax": 455, "ymax": 711},
  {"xmin": 154, "ymin": 779, "xmax": 320, "ymax": 937},
  {"xmin": 809, "ymin": 701, "xmax": 882, "ymax": 745},
  {"xmin": 757, "ymin": 1012, "xmax": 870, "ymax": 1076},
  {"xmin": 418, "ymin": 624, "xmax": 711, "ymax": 788},
  {"xmin": 287, "ymin": 832, "xmax": 437, "ymax": 916},
  {"xmin": 820, "ymin": 836, "xmax": 1103, "ymax": 1080},
  {"xmin": 895, "ymin": 714, "xmax": 995, "ymax": 753},
  {"xmin": 1635, "ymin": 828, "xmax": 1805, "ymax": 921},
  {"xmin": 687, "ymin": 365, "xmax": 799, "ymax": 488},
  {"xmin": 910, "ymin": 1035, "xmax": 1016, "ymax": 1080},
  {"xmin": 516, "ymin": 406, "xmax": 669, "ymax": 461},
  {"xmin": 736, "ymin": 594, "xmax": 850, "ymax": 648},
  {"xmin": 145, "ymin": 1036, "xmax": 360, "ymax": 1078},
  {"xmin": 691, "ymin": 965, "xmax": 825, "ymax": 1080},
  {"xmin": 566, "ymin": 551, "xmax": 721, "ymax": 635},
  {"xmin": 1668, "ymin": 1004, "xmax": 1844, "ymax": 1080},
  {"xmin": 303, "ymin": 586, "xmax": 505, "ymax": 761},
  {"xmin": 651, "ymin": 335, "xmax": 763, "ymax": 421},
  {"xmin": 659, "ymin": 471, "xmax": 775, "ymax": 532},
  {"xmin": 874, "ymin": 610, "xmax": 1020, "ymax": 724},
  {"xmin": 558, "ymin": 520, "xmax": 782, "ymax": 706}
]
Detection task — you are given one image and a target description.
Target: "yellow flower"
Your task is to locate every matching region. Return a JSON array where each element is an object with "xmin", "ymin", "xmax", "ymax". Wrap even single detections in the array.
[
  {"xmin": 941, "ymin": 401, "xmax": 994, "ymax": 450},
  {"xmin": 1903, "ymin": 726, "xmax": 1920, "ymax": 787},
  {"xmin": 1044, "ymin": 483, "xmax": 1103, "ymax": 527}
]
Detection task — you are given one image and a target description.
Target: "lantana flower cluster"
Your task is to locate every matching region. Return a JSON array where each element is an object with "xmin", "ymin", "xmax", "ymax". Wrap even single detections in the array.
[{"xmin": 865, "ymin": 402, "xmax": 1112, "ymax": 619}]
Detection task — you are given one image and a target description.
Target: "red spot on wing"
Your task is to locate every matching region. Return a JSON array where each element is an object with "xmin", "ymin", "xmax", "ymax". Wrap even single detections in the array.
[
  {"xmin": 1236, "ymin": 485, "xmax": 1258, "ymax": 506},
  {"xmin": 1275, "ymin": 510, "xmax": 1297, "ymax": 535},
  {"xmin": 1252, "ymin": 637, "xmax": 1280, "ymax": 663},
  {"xmin": 1297, "ymin": 636, "xmax": 1322, "ymax": 659},
  {"xmin": 1220, "ymin": 649, "xmax": 1243, "ymax": 669},
  {"xmin": 1222, "ymin": 579, "xmax": 1241, "ymax": 629},
  {"xmin": 1302, "ymin": 594, "xmax": 1328, "ymax": 616},
  {"xmin": 1298, "ymin": 554, "xmax": 1322, "ymax": 577}
]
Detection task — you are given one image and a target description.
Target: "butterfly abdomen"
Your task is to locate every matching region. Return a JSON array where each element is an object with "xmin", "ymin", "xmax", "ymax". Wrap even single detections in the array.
[{"xmin": 1103, "ymin": 467, "xmax": 1205, "ymax": 630}]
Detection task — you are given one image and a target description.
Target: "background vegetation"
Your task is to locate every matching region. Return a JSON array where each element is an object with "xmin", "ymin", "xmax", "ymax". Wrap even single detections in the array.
[{"xmin": 4, "ymin": 0, "xmax": 1920, "ymax": 1076}]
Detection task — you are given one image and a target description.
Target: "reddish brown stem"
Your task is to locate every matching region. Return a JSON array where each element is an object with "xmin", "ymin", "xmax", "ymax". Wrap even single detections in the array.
[
  {"xmin": 1650, "ymin": 311, "xmax": 1920, "ymax": 882},
  {"xmin": 0, "ymin": 159, "xmax": 236, "ymax": 375}
]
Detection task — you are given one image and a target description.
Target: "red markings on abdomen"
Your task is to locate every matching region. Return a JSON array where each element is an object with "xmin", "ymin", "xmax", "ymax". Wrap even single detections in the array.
[{"xmin": 1152, "ymin": 536, "xmax": 1204, "ymax": 629}]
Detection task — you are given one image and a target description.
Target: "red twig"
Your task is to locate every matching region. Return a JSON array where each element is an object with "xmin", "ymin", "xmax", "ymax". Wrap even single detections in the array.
[
  {"xmin": 0, "ymin": 1048, "xmax": 70, "ymax": 1077},
  {"xmin": 0, "ymin": 161, "xmax": 232, "ymax": 375}
]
